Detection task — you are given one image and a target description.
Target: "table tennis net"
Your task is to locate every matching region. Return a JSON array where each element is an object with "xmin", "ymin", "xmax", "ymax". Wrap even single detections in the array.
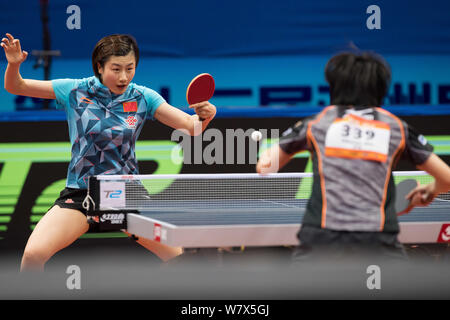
[{"xmin": 88, "ymin": 171, "xmax": 448, "ymax": 212}]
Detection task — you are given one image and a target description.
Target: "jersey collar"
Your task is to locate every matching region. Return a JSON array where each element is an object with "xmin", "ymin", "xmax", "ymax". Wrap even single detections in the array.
[{"xmin": 89, "ymin": 76, "xmax": 133, "ymax": 103}]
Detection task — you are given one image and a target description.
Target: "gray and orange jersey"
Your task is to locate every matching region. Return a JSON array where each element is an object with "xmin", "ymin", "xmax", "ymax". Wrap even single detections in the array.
[{"xmin": 279, "ymin": 105, "xmax": 434, "ymax": 233}]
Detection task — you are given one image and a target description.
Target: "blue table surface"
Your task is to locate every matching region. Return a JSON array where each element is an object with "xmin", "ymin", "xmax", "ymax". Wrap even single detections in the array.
[{"xmin": 134, "ymin": 199, "xmax": 450, "ymax": 226}]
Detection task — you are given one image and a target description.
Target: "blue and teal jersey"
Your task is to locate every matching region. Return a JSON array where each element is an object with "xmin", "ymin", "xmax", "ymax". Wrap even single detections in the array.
[{"xmin": 52, "ymin": 76, "xmax": 165, "ymax": 189}]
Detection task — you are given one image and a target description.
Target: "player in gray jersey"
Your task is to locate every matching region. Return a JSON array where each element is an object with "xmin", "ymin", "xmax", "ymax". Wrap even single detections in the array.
[{"xmin": 257, "ymin": 51, "xmax": 450, "ymax": 261}]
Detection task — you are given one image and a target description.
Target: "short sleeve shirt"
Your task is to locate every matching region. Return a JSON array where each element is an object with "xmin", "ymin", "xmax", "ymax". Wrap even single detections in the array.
[
  {"xmin": 278, "ymin": 106, "xmax": 433, "ymax": 233},
  {"xmin": 52, "ymin": 76, "xmax": 165, "ymax": 189}
]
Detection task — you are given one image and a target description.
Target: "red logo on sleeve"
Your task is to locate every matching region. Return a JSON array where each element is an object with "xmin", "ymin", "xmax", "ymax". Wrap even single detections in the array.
[
  {"xmin": 123, "ymin": 101, "xmax": 138, "ymax": 112},
  {"xmin": 437, "ymin": 224, "xmax": 450, "ymax": 242}
]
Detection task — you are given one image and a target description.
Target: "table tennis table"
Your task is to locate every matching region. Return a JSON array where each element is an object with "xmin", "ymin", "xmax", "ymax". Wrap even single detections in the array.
[
  {"xmin": 124, "ymin": 199, "xmax": 450, "ymax": 247},
  {"xmin": 84, "ymin": 172, "xmax": 450, "ymax": 248}
]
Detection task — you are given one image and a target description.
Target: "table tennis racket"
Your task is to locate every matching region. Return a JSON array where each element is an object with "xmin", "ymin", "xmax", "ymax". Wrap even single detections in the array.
[
  {"xmin": 395, "ymin": 179, "xmax": 418, "ymax": 215},
  {"xmin": 186, "ymin": 73, "xmax": 215, "ymax": 105}
]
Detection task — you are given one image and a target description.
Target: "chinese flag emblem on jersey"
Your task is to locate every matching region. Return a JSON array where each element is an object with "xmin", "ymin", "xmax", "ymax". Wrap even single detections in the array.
[{"xmin": 123, "ymin": 101, "xmax": 138, "ymax": 112}]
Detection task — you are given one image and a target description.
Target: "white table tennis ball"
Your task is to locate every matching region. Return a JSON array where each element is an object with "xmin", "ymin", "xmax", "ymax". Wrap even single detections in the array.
[{"xmin": 251, "ymin": 130, "xmax": 262, "ymax": 142}]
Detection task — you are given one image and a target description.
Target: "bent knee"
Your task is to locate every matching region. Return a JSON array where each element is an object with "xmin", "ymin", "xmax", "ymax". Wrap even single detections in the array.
[{"xmin": 21, "ymin": 247, "xmax": 52, "ymax": 269}]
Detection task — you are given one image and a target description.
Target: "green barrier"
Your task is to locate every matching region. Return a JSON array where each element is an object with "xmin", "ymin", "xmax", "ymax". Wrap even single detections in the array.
[
  {"xmin": 0, "ymin": 136, "xmax": 448, "ymax": 238},
  {"xmin": 0, "ymin": 140, "xmax": 183, "ymax": 236}
]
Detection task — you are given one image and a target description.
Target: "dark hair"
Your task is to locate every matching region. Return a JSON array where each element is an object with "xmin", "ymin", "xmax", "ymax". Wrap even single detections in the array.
[
  {"xmin": 92, "ymin": 34, "xmax": 139, "ymax": 81},
  {"xmin": 325, "ymin": 51, "xmax": 391, "ymax": 107}
]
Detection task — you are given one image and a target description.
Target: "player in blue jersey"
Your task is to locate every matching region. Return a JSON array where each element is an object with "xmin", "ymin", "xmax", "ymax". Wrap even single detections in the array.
[{"xmin": 2, "ymin": 33, "xmax": 216, "ymax": 271}]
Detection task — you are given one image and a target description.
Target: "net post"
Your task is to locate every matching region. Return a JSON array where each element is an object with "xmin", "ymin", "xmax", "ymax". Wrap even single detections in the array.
[
  {"xmin": 88, "ymin": 175, "xmax": 100, "ymax": 212},
  {"xmin": 85, "ymin": 176, "xmax": 100, "ymax": 233},
  {"xmin": 86, "ymin": 176, "xmax": 132, "ymax": 232}
]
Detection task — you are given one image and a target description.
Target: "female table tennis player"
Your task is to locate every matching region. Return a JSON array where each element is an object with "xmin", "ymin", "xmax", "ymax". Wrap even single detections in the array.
[
  {"xmin": 2, "ymin": 33, "xmax": 216, "ymax": 271},
  {"xmin": 257, "ymin": 51, "xmax": 450, "ymax": 261}
]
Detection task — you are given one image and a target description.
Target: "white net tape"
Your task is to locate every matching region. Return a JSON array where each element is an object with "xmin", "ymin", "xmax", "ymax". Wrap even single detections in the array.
[{"xmin": 93, "ymin": 171, "xmax": 448, "ymax": 211}]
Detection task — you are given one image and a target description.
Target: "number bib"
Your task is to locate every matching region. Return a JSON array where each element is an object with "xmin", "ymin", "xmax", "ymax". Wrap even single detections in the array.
[{"xmin": 324, "ymin": 114, "xmax": 391, "ymax": 162}]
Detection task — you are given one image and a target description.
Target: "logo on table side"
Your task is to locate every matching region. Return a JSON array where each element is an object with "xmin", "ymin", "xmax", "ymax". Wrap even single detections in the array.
[
  {"xmin": 126, "ymin": 115, "xmax": 138, "ymax": 129},
  {"xmin": 154, "ymin": 223, "xmax": 167, "ymax": 242},
  {"xmin": 438, "ymin": 224, "xmax": 450, "ymax": 242},
  {"xmin": 100, "ymin": 213, "xmax": 125, "ymax": 225}
]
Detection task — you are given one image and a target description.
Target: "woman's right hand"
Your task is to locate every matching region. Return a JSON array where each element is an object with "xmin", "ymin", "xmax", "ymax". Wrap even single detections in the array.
[
  {"xmin": 1, "ymin": 33, "xmax": 28, "ymax": 65},
  {"xmin": 2, "ymin": 32, "xmax": 55, "ymax": 99}
]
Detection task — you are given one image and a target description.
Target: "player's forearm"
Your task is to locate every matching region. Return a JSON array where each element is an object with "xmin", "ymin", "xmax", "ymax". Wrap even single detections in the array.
[
  {"xmin": 436, "ymin": 168, "xmax": 450, "ymax": 193},
  {"xmin": 189, "ymin": 114, "xmax": 213, "ymax": 136},
  {"xmin": 432, "ymin": 179, "xmax": 450, "ymax": 196},
  {"xmin": 256, "ymin": 151, "xmax": 274, "ymax": 174},
  {"xmin": 257, "ymin": 145, "xmax": 294, "ymax": 174},
  {"xmin": 199, "ymin": 115, "xmax": 214, "ymax": 132},
  {"xmin": 4, "ymin": 62, "xmax": 26, "ymax": 95},
  {"xmin": 418, "ymin": 153, "xmax": 450, "ymax": 195},
  {"xmin": 256, "ymin": 146, "xmax": 280, "ymax": 174}
]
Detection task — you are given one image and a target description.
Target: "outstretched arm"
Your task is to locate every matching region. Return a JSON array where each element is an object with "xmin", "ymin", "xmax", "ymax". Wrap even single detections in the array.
[
  {"xmin": 2, "ymin": 33, "xmax": 55, "ymax": 99},
  {"xmin": 256, "ymin": 144, "xmax": 293, "ymax": 174},
  {"xmin": 407, "ymin": 153, "xmax": 450, "ymax": 207},
  {"xmin": 154, "ymin": 101, "xmax": 216, "ymax": 136}
]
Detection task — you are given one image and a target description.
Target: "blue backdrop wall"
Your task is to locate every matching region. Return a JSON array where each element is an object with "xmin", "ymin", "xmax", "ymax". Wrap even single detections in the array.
[
  {"xmin": 4, "ymin": 0, "xmax": 450, "ymax": 58},
  {"xmin": 1, "ymin": 0, "xmax": 450, "ymax": 113}
]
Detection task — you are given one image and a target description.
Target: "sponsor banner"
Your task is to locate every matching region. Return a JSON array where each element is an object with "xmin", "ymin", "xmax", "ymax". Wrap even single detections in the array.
[
  {"xmin": 0, "ymin": 119, "xmax": 449, "ymax": 245},
  {"xmin": 2, "ymin": 55, "xmax": 450, "ymax": 112}
]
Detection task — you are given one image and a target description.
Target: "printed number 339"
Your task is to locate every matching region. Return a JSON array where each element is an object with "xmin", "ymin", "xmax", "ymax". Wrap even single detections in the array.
[{"xmin": 341, "ymin": 124, "xmax": 375, "ymax": 140}]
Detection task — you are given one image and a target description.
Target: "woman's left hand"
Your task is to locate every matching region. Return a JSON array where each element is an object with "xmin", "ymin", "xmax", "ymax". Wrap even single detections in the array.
[{"xmin": 189, "ymin": 101, "xmax": 216, "ymax": 121}]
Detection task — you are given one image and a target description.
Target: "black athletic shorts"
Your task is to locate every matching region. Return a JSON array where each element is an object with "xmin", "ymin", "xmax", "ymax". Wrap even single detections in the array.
[
  {"xmin": 53, "ymin": 187, "xmax": 89, "ymax": 215},
  {"xmin": 292, "ymin": 224, "xmax": 408, "ymax": 263}
]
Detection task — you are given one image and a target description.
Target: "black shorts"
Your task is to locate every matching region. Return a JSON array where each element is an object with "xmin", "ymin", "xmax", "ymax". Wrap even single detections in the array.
[
  {"xmin": 292, "ymin": 224, "xmax": 408, "ymax": 263},
  {"xmin": 53, "ymin": 187, "xmax": 89, "ymax": 215}
]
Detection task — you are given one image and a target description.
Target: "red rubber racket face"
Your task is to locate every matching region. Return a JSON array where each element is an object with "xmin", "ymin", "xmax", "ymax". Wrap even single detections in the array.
[{"xmin": 186, "ymin": 73, "xmax": 215, "ymax": 105}]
